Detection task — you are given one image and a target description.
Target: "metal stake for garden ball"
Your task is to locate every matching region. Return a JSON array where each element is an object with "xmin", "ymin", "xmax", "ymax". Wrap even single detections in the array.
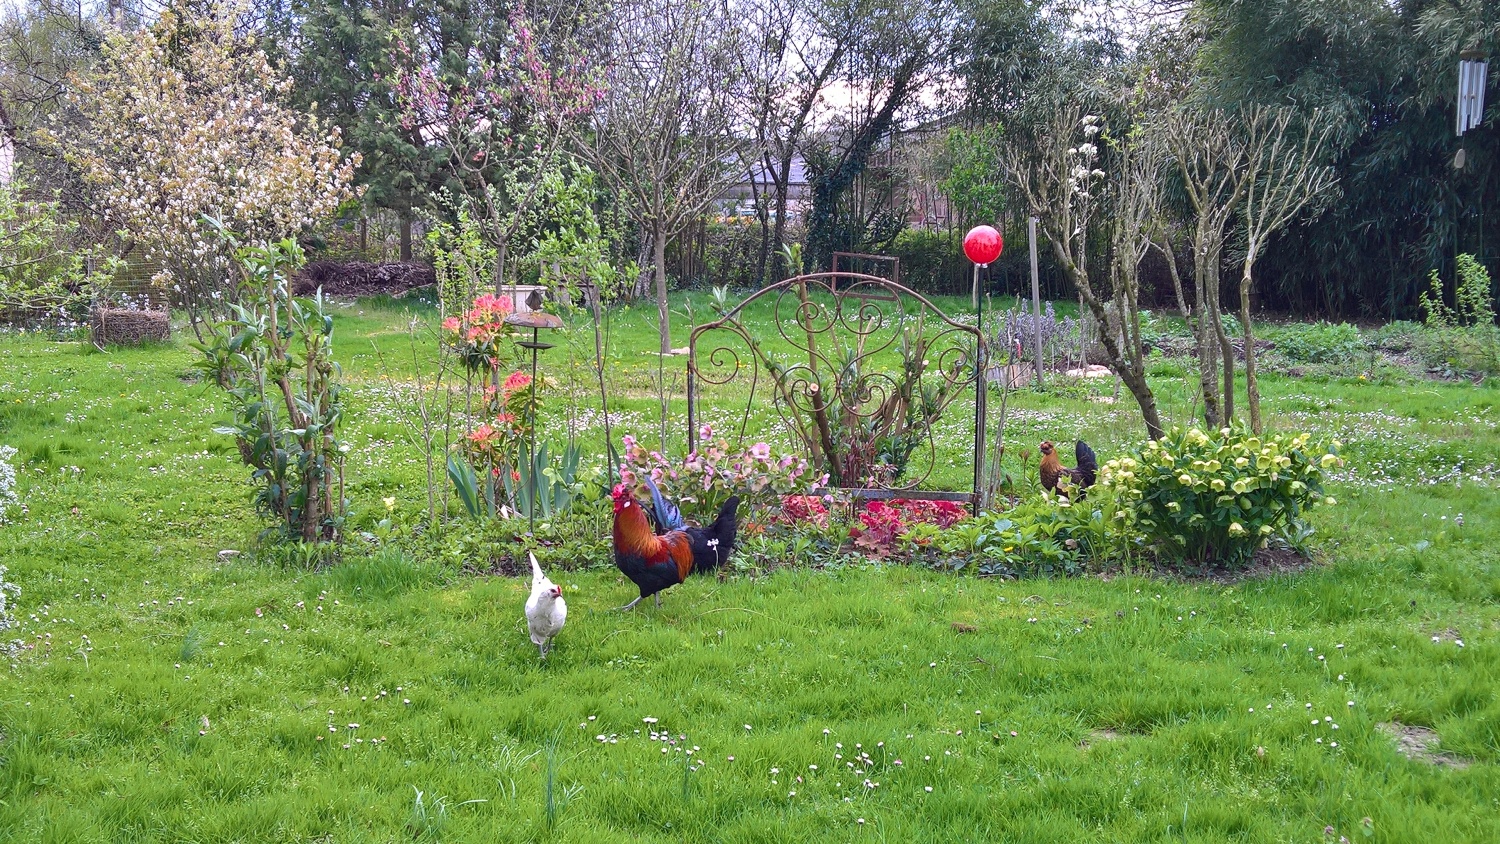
[
  {"xmin": 963, "ymin": 225, "xmax": 1003, "ymax": 514},
  {"xmin": 505, "ymin": 290, "xmax": 564, "ymax": 534},
  {"xmin": 579, "ymin": 275, "xmax": 620, "ymax": 483}
]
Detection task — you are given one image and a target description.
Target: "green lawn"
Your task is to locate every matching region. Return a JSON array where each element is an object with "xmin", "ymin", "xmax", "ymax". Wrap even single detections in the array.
[{"xmin": 1, "ymin": 294, "xmax": 1498, "ymax": 842}]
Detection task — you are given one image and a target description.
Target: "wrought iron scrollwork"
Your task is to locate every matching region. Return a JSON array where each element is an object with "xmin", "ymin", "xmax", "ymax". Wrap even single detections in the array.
[{"xmin": 687, "ymin": 273, "xmax": 987, "ymax": 502}]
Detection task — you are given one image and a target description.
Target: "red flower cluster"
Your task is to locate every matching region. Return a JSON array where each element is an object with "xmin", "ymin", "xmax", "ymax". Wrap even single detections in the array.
[
  {"xmin": 850, "ymin": 499, "xmax": 968, "ymax": 556},
  {"xmin": 778, "ymin": 495, "xmax": 830, "ymax": 529}
]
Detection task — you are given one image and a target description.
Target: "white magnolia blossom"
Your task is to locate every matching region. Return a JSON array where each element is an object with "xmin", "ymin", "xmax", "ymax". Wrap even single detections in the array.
[{"xmin": 1064, "ymin": 117, "xmax": 1108, "ymax": 201}]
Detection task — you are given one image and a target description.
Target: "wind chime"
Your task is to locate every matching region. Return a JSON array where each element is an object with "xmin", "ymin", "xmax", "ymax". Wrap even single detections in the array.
[{"xmin": 1455, "ymin": 49, "xmax": 1489, "ymax": 169}]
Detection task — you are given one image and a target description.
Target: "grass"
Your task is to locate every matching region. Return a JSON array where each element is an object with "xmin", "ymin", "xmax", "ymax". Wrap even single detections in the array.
[{"xmin": 1, "ymin": 292, "xmax": 1498, "ymax": 842}]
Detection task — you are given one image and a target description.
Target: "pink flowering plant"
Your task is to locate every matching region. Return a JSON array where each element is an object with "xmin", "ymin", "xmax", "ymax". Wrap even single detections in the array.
[{"xmin": 619, "ymin": 426, "xmax": 829, "ymax": 524}]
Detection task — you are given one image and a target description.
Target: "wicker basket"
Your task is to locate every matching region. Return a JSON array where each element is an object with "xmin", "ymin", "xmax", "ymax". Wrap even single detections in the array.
[{"xmin": 91, "ymin": 307, "xmax": 171, "ymax": 346}]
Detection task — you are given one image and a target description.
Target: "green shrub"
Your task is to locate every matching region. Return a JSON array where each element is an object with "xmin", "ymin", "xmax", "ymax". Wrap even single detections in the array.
[
  {"xmin": 195, "ymin": 234, "xmax": 346, "ymax": 543},
  {"xmin": 1413, "ymin": 325, "xmax": 1500, "ymax": 377},
  {"xmin": 1272, "ymin": 321, "xmax": 1367, "ymax": 364},
  {"xmin": 1097, "ymin": 426, "xmax": 1340, "ymax": 568},
  {"xmin": 919, "ymin": 488, "xmax": 1130, "ymax": 577},
  {"xmin": 0, "ymin": 178, "xmax": 117, "ymax": 326},
  {"xmin": 1421, "ymin": 253, "xmax": 1495, "ymax": 329},
  {"xmin": 1370, "ymin": 320, "xmax": 1423, "ymax": 354},
  {"xmin": 887, "ymin": 229, "xmax": 968, "ymax": 294}
]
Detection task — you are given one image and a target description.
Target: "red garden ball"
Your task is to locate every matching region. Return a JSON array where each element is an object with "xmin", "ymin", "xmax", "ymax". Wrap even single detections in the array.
[{"xmin": 963, "ymin": 225, "xmax": 1003, "ymax": 265}]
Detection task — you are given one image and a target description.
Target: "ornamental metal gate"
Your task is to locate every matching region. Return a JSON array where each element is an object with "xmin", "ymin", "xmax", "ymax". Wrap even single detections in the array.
[{"xmin": 686, "ymin": 272, "xmax": 988, "ymax": 510}]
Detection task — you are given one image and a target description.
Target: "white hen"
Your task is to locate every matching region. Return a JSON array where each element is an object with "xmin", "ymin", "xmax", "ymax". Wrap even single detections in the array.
[{"xmin": 524, "ymin": 552, "xmax": 567, "ymax": 658}]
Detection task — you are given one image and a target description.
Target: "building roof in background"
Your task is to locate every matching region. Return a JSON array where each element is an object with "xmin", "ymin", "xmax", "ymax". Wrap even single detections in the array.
[{"xmin": 742, "ymin": 155, "xmax": 809, "ymax": 188}]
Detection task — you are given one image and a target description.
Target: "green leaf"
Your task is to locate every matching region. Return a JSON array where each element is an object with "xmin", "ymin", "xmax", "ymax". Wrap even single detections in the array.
[{"xmin": 447, "ymin": 455, "xmax": 484, "ymax": 520}]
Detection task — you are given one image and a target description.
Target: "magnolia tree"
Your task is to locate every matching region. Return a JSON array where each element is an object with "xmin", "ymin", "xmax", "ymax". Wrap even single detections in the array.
[
  {"xmin": 47, "ymin": 2, "xmax": 359, "ymax": 334},
  {"xmin": 1009, "ymin": 107, "xmax": 1166, "ymax": 440}
]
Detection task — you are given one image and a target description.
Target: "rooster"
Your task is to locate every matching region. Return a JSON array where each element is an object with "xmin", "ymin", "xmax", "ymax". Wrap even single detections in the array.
[
  {"xmin": 611, "ymin": 478, "xmax": 740, "ymax": 611},
  {"xmin": 524, "ymin": 552, "xmax": 566, "ymax": 658},
  {"xmin": 1039, "ymin": 440, "xmax": 1097, "ymax": 497}
]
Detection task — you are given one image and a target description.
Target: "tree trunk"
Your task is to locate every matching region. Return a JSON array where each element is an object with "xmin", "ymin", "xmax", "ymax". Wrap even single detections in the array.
[
  {"xmin": 399, "ymin": 217, "xmax": 412, "ymax": 262},
  {"xmin": 495, "ymin": 240, "xmax": 508, "ymax": 295},
  {"xmin": 1156, "ymin": 237, "xmax": 1190, "ymax": 319},
  {"xmin": 750, "ymin": 160, "xmax": 771, "ymax": 286},
  {"xmin": 1120, "ymin": 367, "xmax": 1165, "ymax": 441},
  {"xmin": 1241, "ymin": 261, "xmax": 1262, "ymax": 434},
  {"xmin": 1050, "ymin": 236, "xmax": 1165, "ymax": 442},
  {"xmin": 653, "ymin": 226, "xmax": 671, "ymax": 355},
  {"xmin": 1207, "ymin": 264, "xmax": 1235, "ymax": 423},
  {"xmin": 1192, "ymin": 251, "xmax": 1221, "ymax": 428},
  {"xmin": 771, "ymin": 163, "xmax": 793, "ymax": 280}
]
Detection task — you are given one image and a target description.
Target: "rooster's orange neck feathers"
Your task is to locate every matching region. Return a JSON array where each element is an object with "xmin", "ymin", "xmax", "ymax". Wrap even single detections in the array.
[{"xmin": 612, "ymin": 497, "xmax": 654, "ymax": 553}]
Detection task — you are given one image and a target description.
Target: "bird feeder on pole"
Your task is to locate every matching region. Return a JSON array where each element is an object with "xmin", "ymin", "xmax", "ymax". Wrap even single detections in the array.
[{"xmin": 504, "ymin": 289, "xmax": 564, "ymax": 535}]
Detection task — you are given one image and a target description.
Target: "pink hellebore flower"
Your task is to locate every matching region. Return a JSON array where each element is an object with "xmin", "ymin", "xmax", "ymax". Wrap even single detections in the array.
[{"xmin": 751, "ymin": 442, "xmax": 771, "ymax": 460}]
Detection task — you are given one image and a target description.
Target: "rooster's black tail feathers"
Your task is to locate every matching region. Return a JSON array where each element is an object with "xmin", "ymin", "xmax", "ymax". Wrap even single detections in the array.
[
  {"xmin": 1075, "ymin": 440, "xmax": 1098, "ymax": 489},
  {"xmin": 692, "ymin": 495, "xmax": 741, "ymax": 573}
]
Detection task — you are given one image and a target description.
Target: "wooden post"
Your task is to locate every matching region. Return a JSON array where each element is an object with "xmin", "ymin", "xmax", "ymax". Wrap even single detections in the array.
[{"xmin": 1028, "ymin": 216, "xmax": 1044, "ymax": 386}]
